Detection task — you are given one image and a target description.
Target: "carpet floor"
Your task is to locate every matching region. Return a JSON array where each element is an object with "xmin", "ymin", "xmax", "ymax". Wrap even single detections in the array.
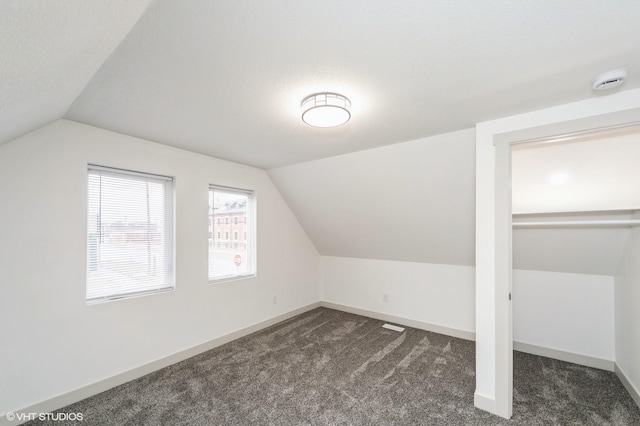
[{"xmin": 26, "ymin": 307, "xmax": 640, "ymax": 425}]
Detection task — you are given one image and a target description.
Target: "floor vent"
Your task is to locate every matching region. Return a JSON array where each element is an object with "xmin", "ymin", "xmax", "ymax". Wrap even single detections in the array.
[{"xmin": 382, "ymin": 323, "xmax": 405, "ymax": 332}]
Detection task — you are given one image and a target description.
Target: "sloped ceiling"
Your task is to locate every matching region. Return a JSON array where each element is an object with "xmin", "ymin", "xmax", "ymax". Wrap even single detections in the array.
[
  {"xmin": 269, "ymin": 129, "xmax": 477, "ymax": 266},
  {"xmin": 511, "ymin": 127, "xmax": 640, "ymax": 276},
  {"xmin": 0, "ymin": 0, "xmax": 152, "ymax": 145},
  {"xmin": 2, "ymin": 1, "xmax": 639, "ymax": 275},
  {"xmin": 513, "ymin": 226, "xmax": 631, "ymax": 276},
  {"xmin": 64, "ymin": 0, "xmax": 640, "ymax": 168},
  {"xmin": 272, "ymin": 127, "xmax": 639, "ymax": 275}
]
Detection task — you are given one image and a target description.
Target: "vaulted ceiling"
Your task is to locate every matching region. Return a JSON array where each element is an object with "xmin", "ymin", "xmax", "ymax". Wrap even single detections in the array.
[
  {"xmin": 3, "ymin": 1, "xmax": 640, "ymax": 276},
  {"xmin": 0, "ymin": 0, "xmax": 152, "ymax": 145},
  {"xmin": 511, "ymin": 127, "xmax": 640, "ymax": 275},
  {"xmin": 270, "ymin": 125, "xmax": 640, "ymax": 274},
  {"xmin": 2, "ymin": 0, "xmax": 640, "ymax": 168}
]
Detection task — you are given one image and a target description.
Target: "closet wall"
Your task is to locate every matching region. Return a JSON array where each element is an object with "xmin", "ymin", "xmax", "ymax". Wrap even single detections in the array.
[
  {"xmin": 615, "ymin": 216, "xmax": 640, "ymax": 401},
  {"xmin": 512, "ymin": 268, "xmax": 614, "ymax": 363},
  {"xmin": 511, "ymin": 127, "xmax": 640, "ymax": 367}
]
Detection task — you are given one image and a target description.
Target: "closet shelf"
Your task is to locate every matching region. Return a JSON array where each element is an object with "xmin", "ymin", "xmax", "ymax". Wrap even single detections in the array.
[{"xmin": 513, "ymin": 219, "xmax": 640, "ymax": 228}]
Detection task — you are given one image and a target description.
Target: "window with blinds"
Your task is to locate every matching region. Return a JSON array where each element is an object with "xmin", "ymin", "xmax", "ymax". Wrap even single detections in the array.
[
  {"xmin": 87, "ymin": 165, "xmax": 174, "ymax": 303},
  {"xmin": 208, "ymin": 186, "xmax": 255, "ymax": 281}
]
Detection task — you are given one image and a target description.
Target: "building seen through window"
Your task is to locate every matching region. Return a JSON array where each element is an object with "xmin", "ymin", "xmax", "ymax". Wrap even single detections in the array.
[{"xmin": 208, "ymin": 187, "xmax": 255, "ymax": 281}]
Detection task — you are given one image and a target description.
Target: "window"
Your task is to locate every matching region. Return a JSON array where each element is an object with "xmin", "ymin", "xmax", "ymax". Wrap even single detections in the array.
[
  {"xmin": 234, "ymin": 217, "xmax": 238, "ymax": 225},
  {"xmin": 86, "ymin": 165, "xmax": 174, "ymax": 302},
  {"xmin": 208, "ymin": 186, "xmax": 255, "ymax": 281}
]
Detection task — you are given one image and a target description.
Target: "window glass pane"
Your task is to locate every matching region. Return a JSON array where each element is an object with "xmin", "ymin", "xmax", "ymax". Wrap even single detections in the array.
[
  {"xmin": 87, "ymin": 166, "xmax": 174, "ymax": 302},
  {"xmin": 208, "ymin": 187, "xmax": 254, "ymax": 281}
]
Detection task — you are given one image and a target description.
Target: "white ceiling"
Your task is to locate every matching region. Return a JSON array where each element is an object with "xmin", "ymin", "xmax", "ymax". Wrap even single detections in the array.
[
  {"xmin": 513, "ymin": 217, "xmax": 632, "ymax": 276},
  {"xmin": 2, "ymin": 1, "xmax": 639, "ymax": 275},
  {"xmin": 0, "ymin": 0, "xmax": 152, "ymax": 145},
  {"xmin": 510, "ymin": 126, "xmax": 640, "ymax": 275},
  {"xmin": 54, "ymin": 0, "xmax": 640, "ymax": 168},
  {"xmin": 272, "ymin": 125, "xmax": 638, "ymax": 274},
  {"xmin": 512, "ymin": 126, "xmax": 640, "ymax": 213},
  {"xmin": 269, "ymin": 129, "xmax": 477, "ymax": 266}
]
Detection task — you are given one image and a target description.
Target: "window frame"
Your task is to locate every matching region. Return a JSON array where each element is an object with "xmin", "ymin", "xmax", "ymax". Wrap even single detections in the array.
[
  {"xmin": 86, "ymin": 164, "xmax": 175, "ymax": 304},
  {"xmin": 208, "ymin": 185, "xmax": 256, "ymax": 283}
]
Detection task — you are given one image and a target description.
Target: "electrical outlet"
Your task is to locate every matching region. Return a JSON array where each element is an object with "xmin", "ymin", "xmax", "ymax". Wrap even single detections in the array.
[
  {"xmin": 272, "ymin": 295, "xmax": 278, "ymax": 305},
  {"xmin": 383, "ymin": 294, "xmax": 389, "ymax": 303}
]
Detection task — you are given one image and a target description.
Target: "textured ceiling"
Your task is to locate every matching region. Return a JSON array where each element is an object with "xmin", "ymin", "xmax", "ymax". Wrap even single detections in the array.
[
  {"xmin": 0, "ymin": 0, "xmax": 152, "ymax": 145},
  {"xmin": 64, "ymin": 0, "xmax": 640, "ymax": 168}
]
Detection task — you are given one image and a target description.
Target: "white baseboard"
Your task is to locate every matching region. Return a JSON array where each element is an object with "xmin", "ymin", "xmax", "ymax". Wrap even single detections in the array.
[
  {"xmin": 320, "ymin": 302, "xmax": 616, "ymax": 373},
  {"xmin": 513, "ymin": 341, "xmax": 615, "ymax": 372},
  {"xmin": 320, "ymin": 301, "xmax": 476, "ymax": 341},
  {"xmin": 1, "ymin": 302, "xmax": 321, "ymax": 426},
  {"xmin": 474, "ymin": 391, "xmax": 496, "ymax": 413},
  {"xmin": 615, "ymin": 363, "xmax": 640, "ymax": 410}
]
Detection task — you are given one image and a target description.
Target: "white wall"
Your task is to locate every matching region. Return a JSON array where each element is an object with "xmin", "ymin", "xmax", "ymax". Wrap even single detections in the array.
[
  {"xmin": 0, "ymin": 111, "xmax": 633, "ymax": 417},
  {"xmin": 321, "ymin": 256, "xmax": 615, "ymax": 362},
  {"xmin": 513, "ymin": 269, "xmax": 614, "ymax": 361},
  {"xmin": 615, "ymin": 226, "xmax": 640, "ymax": 400},
  {"xmin": 321, "ymin": 256, "xmax": 475, "ymax": 337},
  {"xmin": 0, "ymin": 120, "xmax": 320, "ymax": 415}
]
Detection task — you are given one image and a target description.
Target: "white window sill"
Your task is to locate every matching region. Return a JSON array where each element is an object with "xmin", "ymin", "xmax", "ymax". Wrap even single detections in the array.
[
  {"xmin": 208, "ymin": 273, "xmax": 256, "ymax": 285},
  {"xmin": 86, "ymin": 287, "xmax": 175, "ymax": 305}
]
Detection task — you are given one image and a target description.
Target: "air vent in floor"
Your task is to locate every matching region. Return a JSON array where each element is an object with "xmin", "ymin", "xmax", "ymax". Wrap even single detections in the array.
[{"xmin": 382, "ymin": 323, "xmax": 405, "ymax": 332}]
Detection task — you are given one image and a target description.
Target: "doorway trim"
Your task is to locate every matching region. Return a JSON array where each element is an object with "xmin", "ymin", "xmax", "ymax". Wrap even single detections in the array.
[{"xmin": 474, "ymin": 88, "xmax": 640, "ymax": 419}]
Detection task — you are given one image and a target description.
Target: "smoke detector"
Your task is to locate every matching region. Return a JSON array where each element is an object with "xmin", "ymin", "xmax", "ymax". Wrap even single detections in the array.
[{"xmin": 592, "ymin": 69, "xmax": 627, "ymax": 91}]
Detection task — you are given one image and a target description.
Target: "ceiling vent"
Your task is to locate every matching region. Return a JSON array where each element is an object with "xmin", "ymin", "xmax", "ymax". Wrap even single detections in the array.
[{"xmin": 592, "ymin": 69, "xmax": 627, "ymax": 91}]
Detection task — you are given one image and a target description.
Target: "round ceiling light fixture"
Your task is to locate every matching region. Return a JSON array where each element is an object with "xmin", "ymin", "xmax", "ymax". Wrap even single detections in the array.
[
  {"xmin": 301, "ymin": 92, "xmax": 351, "ymax": 128},
  {"xmin": 592, "ymin": 69, "xmax": 627, "ymax": 91}
]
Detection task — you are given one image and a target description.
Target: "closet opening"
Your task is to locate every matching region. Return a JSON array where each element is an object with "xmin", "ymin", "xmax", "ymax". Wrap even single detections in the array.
[
  {"xmin": 475, "ymin": 95, "xmax": 640, "ymax": 419},
  {"xmin": 508, "ymin": 123, "xmax": 640, "ymax": 417}
]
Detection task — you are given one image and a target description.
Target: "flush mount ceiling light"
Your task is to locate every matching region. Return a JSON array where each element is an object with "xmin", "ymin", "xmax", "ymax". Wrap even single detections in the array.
[{"xmin": 301, "ymin": 93, "xmax": 351, "ymax": 128}]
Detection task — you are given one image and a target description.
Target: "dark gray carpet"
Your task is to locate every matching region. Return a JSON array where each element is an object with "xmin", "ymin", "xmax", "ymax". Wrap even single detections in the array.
[{"xmin": 26, "ymin": 308, "xmax": 640, "ymax": 425}]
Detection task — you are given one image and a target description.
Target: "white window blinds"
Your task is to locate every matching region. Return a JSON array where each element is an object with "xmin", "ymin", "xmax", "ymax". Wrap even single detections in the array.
[{"xmin": 87, "ymin": 165, "xmax": 174, "ymax": 302}]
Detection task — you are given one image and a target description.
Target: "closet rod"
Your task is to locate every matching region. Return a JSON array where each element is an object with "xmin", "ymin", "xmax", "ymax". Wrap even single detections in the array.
[
  {"xmin": 513, "ymin": 207, "xmax": 640, "ymax": 216},
  {"xmin": 513, "ymin": 219, "xmax": 640, "ymax": 228}
]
